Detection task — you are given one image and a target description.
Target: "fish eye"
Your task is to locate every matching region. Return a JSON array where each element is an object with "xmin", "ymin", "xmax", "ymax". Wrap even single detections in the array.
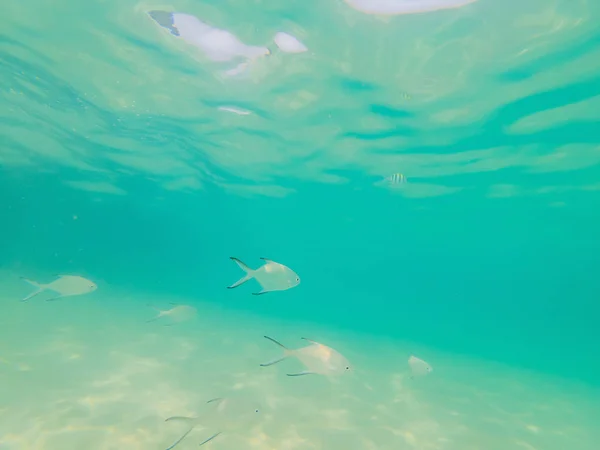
[
  {"xmin": 255, "ymin": 409, "xmax": 259, "ymax": 413},
  {"xmin": 345, "ymin": 366, "xmax": 350, "ymax": 370}
]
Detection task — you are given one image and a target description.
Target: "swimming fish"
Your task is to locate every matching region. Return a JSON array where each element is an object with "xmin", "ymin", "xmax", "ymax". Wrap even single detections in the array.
[
  {"xmin": 385, "ymin": 173, "xmax": 408, "ymax": 184},
  {"xmin": 227, "ymin": 257, "xmax": 300, "ymax": 295},
  {"xmin": 148, "ymin": 11, "xmax": 270, "ymax": 75},
  {"xmin": 146, "ymin": 304, "xmax": 197, "ymax": 325},
  {"xmin": 164, "ymin": 396, "xmax": 261, "ymax": 449},
  {"xmin": 217, "ymin": 105, "xmax": 252, "ymax": 115},
  {"xmin": 261, "ymin": 336, "xmax": 352, "ymax": 377},
  {"xmin": 20, "ymin": 275, "xmax": 97, "ymax": 302},
  {"xmin": 344, "ymin": 0, "xmax": 478, "ymax": 15},
  {"xmin": 408, "ymin": 355, "xmax": 433, "ymax": 378},
  {"xmin": 273, "ymin": 32, "xmax": 308, "ymax": 53}
]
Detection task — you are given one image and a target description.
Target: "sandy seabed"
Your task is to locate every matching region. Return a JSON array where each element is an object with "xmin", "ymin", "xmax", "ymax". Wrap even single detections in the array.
[{"xmin": 1, "ymin": 274, "xmax": 598, "ymax": 450}]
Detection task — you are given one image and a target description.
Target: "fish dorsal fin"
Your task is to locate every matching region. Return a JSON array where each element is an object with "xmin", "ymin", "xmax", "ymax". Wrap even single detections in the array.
[
  {"xmin": 301, "ymin": 337, "xmax": 320, "ymax": 346},
  {"xmin": 264, "ymin": 335, "xmax": 289, "ymax": 349},
  {"xmin": 259, "ymin": 257, "xmax": 275, "ymax": 263},
  {"xmin": 206, "ymin": 397, "xmax": 224, "ymax": 404}
]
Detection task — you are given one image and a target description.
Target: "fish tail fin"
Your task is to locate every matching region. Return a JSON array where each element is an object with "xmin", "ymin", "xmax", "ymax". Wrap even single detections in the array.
[
  {"xmin": 146, "ymin": 304, "xmax": 165, "ymax": 323},
  {"xmin": 21, "ymin": 277, "xmax": 42, "ymax": 288},
  {"xmin": 227, "ymin": 257, "xmax": 254, "ymax": 289},
  {"xmin": 260, "ymin": 335, "xmax": 292, "ymax": 366},
  {"xmin": 164, "ymin": 417, "xmax": 197, "ymax": 450},
  {"xmin": 230, "ymin": 257, "xmax": 253, "ymax": 273},
  {"xmin": 20, "ymin": 277, "xmax": 45, "ymax": 302}
]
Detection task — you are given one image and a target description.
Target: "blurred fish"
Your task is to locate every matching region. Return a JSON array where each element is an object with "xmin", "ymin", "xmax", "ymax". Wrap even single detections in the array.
[
  {"xmin": 146, "ymin": 304, "xmax": 197, "ymax": 325},
  {"xmin": 227, "ymin": 257, "xmax": 300, "ymax": 295},
  {"xmin": 217, "ymin": 106, "xmax": 252, "ymax": 115},
  {"xmin": 147, "ymin": 11, "xmax": 270, "ymax": 76},
  {"xmin": 344, "ymin": 0, "xmax": 478, "ymax": 15},
  {"xmin": 273, "ymin": 32, "xmax": 308, "ymax": 53},
  {"xmin": 261, "ymin": 336, "xmax": 352, "ymax": 377},
  {"xmin": 20, "ymin": 275, "xmax": 97, "ymax": 302},
  {"xmin": 385, "ymin": 173, "xmax": 408, "ymax": 184},
  {"xmin": 408, "ymin": 355, "xmax": 432, "ymax": 378},
  {"xmin": 164, "ymin": 396, "xmax": 261, "ymax": 449}
]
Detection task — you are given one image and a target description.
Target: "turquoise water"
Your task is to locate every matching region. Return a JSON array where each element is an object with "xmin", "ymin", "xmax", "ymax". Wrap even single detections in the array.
[{"xmin": 2, "ymin": 0, "xmax": 600, "ymax": 449}]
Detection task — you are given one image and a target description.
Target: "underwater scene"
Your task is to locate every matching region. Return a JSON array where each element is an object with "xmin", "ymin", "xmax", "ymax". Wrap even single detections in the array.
[{"xmin": 1, "ymin": 0, "xmax": 600, "ymax": 449}]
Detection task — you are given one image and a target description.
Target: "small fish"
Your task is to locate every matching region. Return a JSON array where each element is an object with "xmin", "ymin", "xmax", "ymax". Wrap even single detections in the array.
[
  {"xmin": 385, "ymin": 173, "xmax": 408, "ymax": 184},
  {"xmin": 217, "ymin": 106, "xmax": 252, "ymax": 115},
  {"xmin": 408, "ymin": 355, "xmax": 433, "ymax": 378},
  {"xmin": 273, "ymin": 32, "xmax": 308, "ymax": 53},
  {"xmin": 20, "ymin": 275, "xmax": 97, "ymax": 302},
  {"xmin": 146, "ymin": 304, "xmax": 197, "ymax": 325},
  {"xmin": 164, "ymin": 397, "xmax": 261, "ymax": 449},
  {"xmin": 261, "ymin": 336, "xmax": 352, "ymax": 377},
  {"xmin": 227, "ymin": 257, "xmax": 300, "ymax": 295}
]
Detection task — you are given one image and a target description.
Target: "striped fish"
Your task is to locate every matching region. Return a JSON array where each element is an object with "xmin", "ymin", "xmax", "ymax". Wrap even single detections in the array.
[{"xmin": 385, "ymin": 173, "xmax": 407, "ymax": 184}]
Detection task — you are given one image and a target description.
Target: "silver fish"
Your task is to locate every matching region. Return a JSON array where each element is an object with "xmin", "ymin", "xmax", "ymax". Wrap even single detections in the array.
[
  {"xmin": 227, "ymin": 257, "xmax": 300, "ymax": 295},
  {"xmin": 146, "ymin": 304, "xmax": 197, "ymax": 325},
  {"xmin": 261, "ymin": 336, "xmax": 352, "ymax": 377},
  {"xmin": 408, "ymin": 355, "xmax": 433, "ymax": 378},
  {"xmin": 20, "ymin": 275, "xmax": 97, "ymax": 302},
  {"xmin": 164, "ymin": 397, "xmax": 261, "ymax": 449}
]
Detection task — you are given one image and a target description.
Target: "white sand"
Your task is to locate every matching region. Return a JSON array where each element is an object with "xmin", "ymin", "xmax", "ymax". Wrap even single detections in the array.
[{"xmin": 1, "ymin": 274, "xmax": 598, "ymax": 450}]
